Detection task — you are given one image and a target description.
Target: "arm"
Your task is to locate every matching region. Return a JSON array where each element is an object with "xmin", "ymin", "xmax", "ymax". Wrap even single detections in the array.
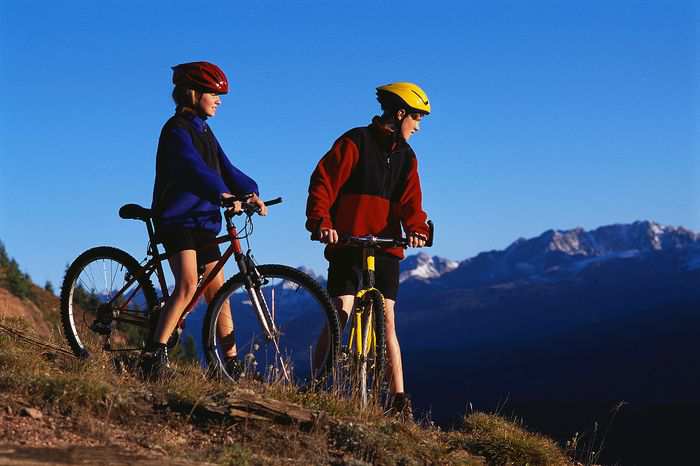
[
  {"xmin": 399, "ymin": 155, "xmax": 429, "ymax": 241},
  {"xmin": 305, "ymin": 137, "xmax": 360, "ymax": 233},
  {"xmin": 164, "ymin": 126, "xmax": 229, "ymax": 203},
  {"xmin": 215, "ymin": 140, "xmax": 260, "ymax": 197}
]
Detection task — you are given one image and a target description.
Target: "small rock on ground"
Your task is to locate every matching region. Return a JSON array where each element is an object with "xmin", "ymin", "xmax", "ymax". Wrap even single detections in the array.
[{"xmin": 18, "ymin": 408, "xmax": 42, "ymax": 420}]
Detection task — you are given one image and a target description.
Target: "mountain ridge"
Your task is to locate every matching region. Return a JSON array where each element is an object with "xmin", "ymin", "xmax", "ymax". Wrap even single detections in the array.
[{"xmin": 421, "ymin": 220, "xmax": 700, "ymax": 289}]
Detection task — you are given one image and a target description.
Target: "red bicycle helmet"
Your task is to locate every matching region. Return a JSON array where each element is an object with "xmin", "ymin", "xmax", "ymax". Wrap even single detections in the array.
[{"xmin": 171, "ymin": 61, "xmax": 229, "ymax": 94}]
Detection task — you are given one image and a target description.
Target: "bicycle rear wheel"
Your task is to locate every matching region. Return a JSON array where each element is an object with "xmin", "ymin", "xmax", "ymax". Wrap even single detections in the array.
[
  {"xmin": 341, "ymin": 288, "xmax": 387, "ymax": 407},
  {"xmin": 203, "ymin": 264, "xmax": 340, "ymax": 385},
  {"xmin": 60, "ymin": 246, "xmax": 158, "ymax": 359}
]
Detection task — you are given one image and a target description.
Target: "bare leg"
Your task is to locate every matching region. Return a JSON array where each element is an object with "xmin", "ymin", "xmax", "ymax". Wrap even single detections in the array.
[
  {"xmin": 153, "ymin": 250, "xmax": 198, "ymax": 345},
  {"xmin": 201, "ymin": 261, "xmax": 236, "ymax": 358},
  {"xmin": 312, "ymin": 295, "xmax": 354, "ymax": 373},
  {"xmin": 383, "ymin": 298, "xmax": 404, "ymax": 394}
]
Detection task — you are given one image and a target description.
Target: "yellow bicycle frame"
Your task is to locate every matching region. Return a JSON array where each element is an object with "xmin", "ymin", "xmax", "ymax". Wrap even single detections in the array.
[{"xmin": 347, "ymin": 250, "xmax": 379, "ymax": 359}]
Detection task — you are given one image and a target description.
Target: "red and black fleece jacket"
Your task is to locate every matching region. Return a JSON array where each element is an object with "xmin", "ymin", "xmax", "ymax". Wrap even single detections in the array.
[{"xmin": 305, "ymin": 117, "xmax": 429, "ymax": 259}]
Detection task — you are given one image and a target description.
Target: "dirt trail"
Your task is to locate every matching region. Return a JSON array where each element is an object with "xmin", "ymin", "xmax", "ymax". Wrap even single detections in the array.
[{"xmin": 0, "ymin": 445, "xmax": 213, "ymax": 466}]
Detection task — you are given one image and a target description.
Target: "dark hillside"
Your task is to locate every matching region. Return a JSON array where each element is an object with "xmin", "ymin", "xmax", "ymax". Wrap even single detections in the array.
[{"xmin": 399, "ymin": 248, "xmax": 700, "ymax": 465}]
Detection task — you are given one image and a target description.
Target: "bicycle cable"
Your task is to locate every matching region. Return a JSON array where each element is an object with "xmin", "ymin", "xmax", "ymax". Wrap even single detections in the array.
[{"xmin": 234, "ymin": 213, "xmax": 255, "ymax": 243}]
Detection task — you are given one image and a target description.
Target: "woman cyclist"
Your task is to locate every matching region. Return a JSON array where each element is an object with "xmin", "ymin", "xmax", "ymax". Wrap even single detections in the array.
[{"xmin": 144, "ymin": 61, "xmax": 267, "ymax": 379}]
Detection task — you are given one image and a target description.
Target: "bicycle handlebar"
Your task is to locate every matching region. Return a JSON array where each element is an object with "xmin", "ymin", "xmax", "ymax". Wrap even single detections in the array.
[
  {"xmin": 313, "ymin": 220, "xmax": 434, "ymax": 248},
  {"xmin": 341, "ymin": 235, "xmax": 409, "ymax": 248},
  {"xmin": 223, "ymin": 196, "xmax": 283, "ymax": 220}
]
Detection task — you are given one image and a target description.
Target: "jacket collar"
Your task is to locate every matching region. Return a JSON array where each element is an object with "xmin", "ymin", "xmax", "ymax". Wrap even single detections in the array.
[
  {"xmin": 369, "ymin": 116, "xmax": 406, "ymax": 152},
  {"xmin": 176, "ymin": 110, "xmax": 208, "ymax": 133}
]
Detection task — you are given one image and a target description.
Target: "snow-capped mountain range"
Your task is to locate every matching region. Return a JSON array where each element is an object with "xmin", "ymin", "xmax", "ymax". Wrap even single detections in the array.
[
  {"xmin": 505, "ymin": 220, "xmax": 697, "ymax": 256},
  {"xmin": 399, "ymin": 253, "xmax": 459, "ymax": 283},
  {"xmin": 399, "ymin": 220, "xmax": 699, "ymax": 287},
  {"xmin": 397, "ymin": 220, "xmax": 700, "ymax": 438}
]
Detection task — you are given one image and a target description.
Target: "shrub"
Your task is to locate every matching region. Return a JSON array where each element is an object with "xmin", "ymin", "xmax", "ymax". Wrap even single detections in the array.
[
  {"xmin": 0, "ymin": 241, "xmax": 8, "ymax": 267},
  {"xmin": 6, "ymin": 258, "xmax": 34, "ymax": 300},
  {"xmin": 451, "ymin": 412, "xmax": 570, "ymax": 465}
]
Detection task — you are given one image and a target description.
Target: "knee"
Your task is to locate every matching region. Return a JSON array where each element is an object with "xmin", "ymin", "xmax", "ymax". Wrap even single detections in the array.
[
  {"xmin": 173, "ymin": 279, "xmax": 198, "ymax": 302},
  {"xmin": 204, "ymin": 274, "xmax": 225, "ymax": 302},
  {"xmin": 334, "ymin": 296, "xmax": 355, "ymax": 314},
  {"xmin": 335, "ymin": 295, "xmax": 353, "ymax": 309},
  {"xmin": 334, "ymin": 296, "xmax": 354, "ymax": 328},
  {"xmin": 336, "ymin": 306, "xmax": 351, "ymax": 329}
]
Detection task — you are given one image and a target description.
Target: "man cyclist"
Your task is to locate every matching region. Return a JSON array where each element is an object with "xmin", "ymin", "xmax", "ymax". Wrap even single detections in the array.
[{"xmin": 306, "ymin": 82, "xmax": 432, "ymax": 417}]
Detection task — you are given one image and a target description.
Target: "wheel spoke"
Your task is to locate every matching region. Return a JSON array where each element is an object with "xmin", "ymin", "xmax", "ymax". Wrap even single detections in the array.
[
  {"xmin": 205, "ymin": 265, "xmax": 339, "ymax": 387},
  {"xmin": 61, "ymin": 247, "xmax": 157, "ymax": 359}
]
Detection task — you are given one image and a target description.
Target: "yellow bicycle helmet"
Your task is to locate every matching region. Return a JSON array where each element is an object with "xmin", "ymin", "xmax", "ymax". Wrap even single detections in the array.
[{"xmin": 376, "ymin": 82, "xmax": 431, "ymax": 114}]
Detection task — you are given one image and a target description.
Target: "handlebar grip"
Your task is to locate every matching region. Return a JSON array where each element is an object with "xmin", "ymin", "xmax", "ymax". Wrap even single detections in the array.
[
  {"xmin": 425, "ymin": 220, "xmax": 434, "ymax": 247},
  {"xmin": 264, "ymin": 197, "xmax": 283, "ymax": 207}
]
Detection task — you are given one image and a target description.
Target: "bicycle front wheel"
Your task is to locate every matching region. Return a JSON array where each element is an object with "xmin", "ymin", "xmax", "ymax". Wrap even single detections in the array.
[
  {"xmin": 342, "ymin": 288, "xmax": 387, "ymax": 407},
  {"xmin": 203, "ymin": 264, "xmax": 340, "ymax": 385},
  {"xmin": 60, "ymin": 246, "xmax": 158, "ymax": 359}
]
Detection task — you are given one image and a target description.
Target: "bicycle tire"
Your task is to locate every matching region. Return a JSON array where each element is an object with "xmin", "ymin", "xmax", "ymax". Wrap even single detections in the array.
[
  {"xmin": 60, "ymin": 246, "xmax": 158, "ymax": 359},
  {"xmin": 345, "ymin": 288, "xmax": 387, "ymax": 406},
  {"xmin": 203, "ymin": 264, "xmax": 340, "ymax": 385}
]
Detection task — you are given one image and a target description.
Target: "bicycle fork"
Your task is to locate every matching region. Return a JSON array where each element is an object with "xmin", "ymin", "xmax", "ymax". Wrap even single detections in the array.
[
  {"xmin": 239, "ymin": 252, "xmax": 291, "ymax": 383},
  {"xmin": 347, "ymin": 295, "xmax": 376, "ymax": 406}
]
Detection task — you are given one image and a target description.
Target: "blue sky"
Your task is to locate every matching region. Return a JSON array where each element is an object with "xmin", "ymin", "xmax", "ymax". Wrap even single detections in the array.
[{"xmin": 0, "ymin": 1, "xmax": 697, "ymax": 289}]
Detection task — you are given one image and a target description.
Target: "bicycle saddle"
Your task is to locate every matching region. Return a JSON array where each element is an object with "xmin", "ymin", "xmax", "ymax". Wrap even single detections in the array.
[{"xmin": 119, "ymin": 204, "xmax": 151, "ymax": 221}]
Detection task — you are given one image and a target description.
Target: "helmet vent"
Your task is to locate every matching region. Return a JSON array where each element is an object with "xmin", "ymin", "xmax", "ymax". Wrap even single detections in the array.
[{"xmin": 411, "ymin": 90, "xmax": 428, "ymax": 106}]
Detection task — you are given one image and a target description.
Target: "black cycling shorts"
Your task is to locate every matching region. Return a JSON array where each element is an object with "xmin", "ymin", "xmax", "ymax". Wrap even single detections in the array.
[
  {"xmin": 326, "ymin": 247, "xmax": 400, "ymax": 300},
  {"xmin": 159, "ymin": 228, "xmax": 222, "ymax": 267}
]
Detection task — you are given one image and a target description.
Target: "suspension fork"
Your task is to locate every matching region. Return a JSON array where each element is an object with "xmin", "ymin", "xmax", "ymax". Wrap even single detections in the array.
[
  {"xmin": 351, "ymin": 290, "xmax": 374, "ymax": 359},
  {"xmin": 347, "ymin": 246, "xmax": 378, "ymax": 359},
  {"xmin": 222, "ymin": 212, "xmax": 278, "ymax": 341},
  {"xmin": 347, "ymin": 306, "xmax": 362, "ymax": 357},
  {"xmin": 237, "ymin": 251, "xmax": 278, "ymax": 341},
  {"xmin": 238, "ymin": 251, "xmax": 290, "ymax": 381}
]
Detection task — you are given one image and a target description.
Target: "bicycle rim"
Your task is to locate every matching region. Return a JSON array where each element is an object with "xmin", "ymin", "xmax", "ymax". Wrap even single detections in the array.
[
  {"xmin": 204, "ymin": 264, "xmax": 339, "ymax": 386},
  {"xmin": 60, "ymin": 247, "xmax": 157, "ymax": 359}
]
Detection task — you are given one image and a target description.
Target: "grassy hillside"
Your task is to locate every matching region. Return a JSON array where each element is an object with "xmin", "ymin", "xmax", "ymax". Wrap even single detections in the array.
[
  {"xmin": 0, "ymin": 317, "xmax": 573, "ymax": 465},
  {"xmin": 0, "ymin": 242, "xmax": 573, "ymax": 465},
  {"xmin": 0, "ymin": 241, "xmax": 61, "ymax": 337}
]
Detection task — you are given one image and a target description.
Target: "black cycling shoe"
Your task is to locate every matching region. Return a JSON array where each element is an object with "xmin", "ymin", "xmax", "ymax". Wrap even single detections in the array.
[
  {"xmin": 223, "ymin": 356, "xmax": 245, "ymax": 381},
  {"xmin": 385, "ymin": 392, "xmax": 413, "ymax": 422},
  {"xmin": 140, "ymin": 345, "xmax": 175, "ymax": 381}
]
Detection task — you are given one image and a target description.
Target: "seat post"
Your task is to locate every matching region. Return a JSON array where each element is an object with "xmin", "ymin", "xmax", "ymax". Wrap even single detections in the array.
[{"xmin": 146, "ymin": 219, "xmax": 169, "ymax": 298}]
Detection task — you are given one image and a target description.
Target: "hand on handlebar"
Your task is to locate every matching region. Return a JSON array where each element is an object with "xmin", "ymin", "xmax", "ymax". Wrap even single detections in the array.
[
  {"xmin": 221, "ymin": 193, "xmax": 243, "ymax": 215},
  {"xmin": 222, "ymin": 192, "xmax": 272, "ymax": 216},
  {"xmin": 408, "ymin": 232, "xmax": 427, "ymax": 248},
  {"xmin": 318, "ymin": 228, "xmax": 339, "ymax": 244},
  {"xmin": 247, "ymin": 193, "xmax": 268, "ymax": 216}
]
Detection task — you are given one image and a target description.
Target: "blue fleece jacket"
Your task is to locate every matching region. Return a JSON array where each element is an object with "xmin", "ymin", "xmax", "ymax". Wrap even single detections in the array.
[{"xmin": 151, "ymin": 112, "xmax": 258, "ymax": 234}]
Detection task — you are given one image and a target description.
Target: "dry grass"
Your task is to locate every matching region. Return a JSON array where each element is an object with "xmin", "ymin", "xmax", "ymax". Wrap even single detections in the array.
[
  {"xmin": 449, "ymin": 411, "xmax": 572, "ymax": 465},
  {"xmin": 0, "ymin": 318, "xmax": 574, "ymax": 465}
]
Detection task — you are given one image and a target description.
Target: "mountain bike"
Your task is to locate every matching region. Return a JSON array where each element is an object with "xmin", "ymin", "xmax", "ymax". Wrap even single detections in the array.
[
  {"xmin": 336, "ymin": 221, "xmax": 434, "ymax": 407},
  {"xmin": 60, "ymin": 196, "xmax": 340, "ymax": 384}
]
